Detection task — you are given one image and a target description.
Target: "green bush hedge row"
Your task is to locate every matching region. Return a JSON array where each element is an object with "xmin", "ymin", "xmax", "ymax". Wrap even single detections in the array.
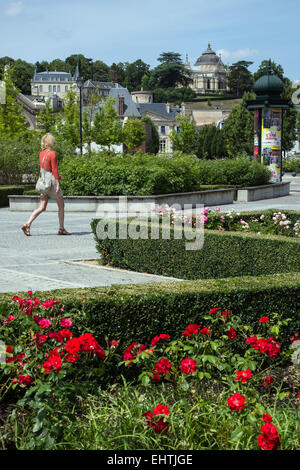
[
  {"xmin": 59, "ymin": 153, "xmax": 270, "ymax": 196},
  {"xmin": 1, "ymin": 272, "xmax": 299, "ymax": 347},
  {"xmin": 0, "ymin": 185, "xmax": 35, "ymax": 207},
  {"xmin": 283, "ymin": 158, "xmax": 300, "ymax": 173},
  {"xmin": 91, "ymin": 218, "xmax": 300, "ymax": 280}
]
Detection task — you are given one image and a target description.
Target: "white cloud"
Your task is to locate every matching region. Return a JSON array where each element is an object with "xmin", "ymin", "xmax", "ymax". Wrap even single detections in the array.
[
  {"xmin": 5, "ymin": 1, "xmax": 24, "ymax": 16},
  {"xmin": 217, "ymin": 48, "xmax": 259, "ymax": 62}
]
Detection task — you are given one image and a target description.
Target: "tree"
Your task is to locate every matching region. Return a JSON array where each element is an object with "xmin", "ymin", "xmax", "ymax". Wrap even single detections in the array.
[
  {"xmin": 157, "ymin": 52, "xmax": 183, "ymax": 64},
  {"xmin": 222, "ymin": 93, "xmax": 254, "ymax": 157},
  {"xmin": 65, "ymin": 54, "xmax": 93, "ymax": 80},
  {"xmin": 55, "ymin": 86, "xmax": 80, "ymax": 147},
  {"xmin": 36, "ymin": 98, "xmax": 57, "ymax": 133},
  {"xmin": 149, "ymin": 52, "xmax": 192, "ymax": 89},
  {"xmin": 228, "ymin": 61, "xmax": 253, "ymax": 97},
  {"xmin": 93, "ymin": 60, "xmax": 110, "ymax": 82},
  {"xmin": 141, "ymin": 116, "xmax": 159, "ymax": 154},
  {"xmin": 123, "ymin": 59, "xmax": 150, "ymax": 91},
  {"xmin": 122, "ymin": 117, "xmax": 146, "ymax": 151},
  {"xmin": 170, "ymin": 114, "xmax": 198, "ymax": 154},
  {"xmin": 253, "ymin": 60, "xmax": 284, "ymax": 82},
  {"xmin": 109, "ymin": 62, "xmax": 125, "ymax": 85},
  {"xmin": 92, "ymin": 96, "xmax": 122, "ymax": 149},
  {"xmin": 0, "ymin": 66, "xmax": 28, "ymax": 138},
  {"xmin": 82, "ymin": 90, "xmax": 102, "ymax": 155}
]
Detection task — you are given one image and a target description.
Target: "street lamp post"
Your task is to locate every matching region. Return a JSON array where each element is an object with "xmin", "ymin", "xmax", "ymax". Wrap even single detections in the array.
[{"xmin": 76, "ymin": 60, "xmax": 84, "ymax": 157}]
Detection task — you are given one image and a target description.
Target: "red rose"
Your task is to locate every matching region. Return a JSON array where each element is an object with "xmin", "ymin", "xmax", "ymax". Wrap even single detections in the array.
[
  {"xmin": 152, "ymin": 419, "xmax": 169, "ymax": 434},
  {"xmin": 150, "ymin": 334, "xmax": 170, "ymax": 347},
  {"xmin": 264, "ymin": 376, "xmax": 273, "ymax": 386},
  {"xmin": 226, "ymin": 327, "xmax": 237, "ymax": 339},
  {"xmin": 182, "ymin": 324, "xmax": 201, "ymax": 337},
  {"xmin": 43, "ymin": 353, "xmax": 62, "ymax": 373},
  {"xmin": 199, "ymin": 328, "xmax": 211, "ymax": 335},
  {"xmin": 18, "ymin": 374, "xmax": 33, "ymax": 386},
  {"xmin": 262, "ymin": 414, "xmax": 272, "ymax": 423},
  {"xmin": 227, "ymin": 393, "xmax": 246, "ymax": 411},
  {"xmin": 38, "ymin": 318, "xmax": 51, "ymax": 329},
  {"xmin": 65, "ymin": 353, "xmax": 80, "ymax": 363},
  {"xmin": 180, "ymin": 358, "xmax": 197, "ymax": 374},
  {"xmin": 155, "ymin": 358, "xmax": 171, "ymax": 375},
  {"xmin": 209, "ymin": 308, "xmax": 219, "ymax": 314},
  {"xmin": 151, "ymin": 370, "xmax": 161, "ymax": 383},
  {"xmin": 234, "ymin": 369, "xmax": 252, "ymax": 383},
  {"xmin": 259, "ymin": 316, "xmax": 269, "ymax": 323},
  {"xmin": 65, "ymin": 338, "xmax": 81, "ymax": 355},
  {"xmin": 153, "ymin": 404, "xmax": 170, "ymax": 416}
]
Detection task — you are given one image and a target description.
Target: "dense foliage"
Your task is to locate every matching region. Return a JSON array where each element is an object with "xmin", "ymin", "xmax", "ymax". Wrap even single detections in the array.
[{"xmin": 59, "ymin": 153, "xmax": 270, "ymax": 196}]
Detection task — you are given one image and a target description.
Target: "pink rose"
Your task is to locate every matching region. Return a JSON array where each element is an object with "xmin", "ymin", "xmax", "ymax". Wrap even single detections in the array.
[
  {"xmin": 38, "ymin": 318, "xmax": 51, "ymax": 329},
  {"xmin": 60, "ymin": 318, "xmax": 72, "ymax": 328}
]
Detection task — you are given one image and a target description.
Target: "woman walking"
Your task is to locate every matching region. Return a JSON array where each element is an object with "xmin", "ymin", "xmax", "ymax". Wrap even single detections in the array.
[{"xmin": 21, "ymin": 133, "xmax": 71, "ymax": 236}]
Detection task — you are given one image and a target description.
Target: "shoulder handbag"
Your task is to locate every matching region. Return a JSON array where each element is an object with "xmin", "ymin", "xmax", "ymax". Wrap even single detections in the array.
[{"xmin": 35, "ymin": 151, "xmax": 53, "ymax": 193}]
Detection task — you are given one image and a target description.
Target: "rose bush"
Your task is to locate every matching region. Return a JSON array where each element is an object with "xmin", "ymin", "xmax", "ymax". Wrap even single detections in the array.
[{"xmin": 1, "ymin": 292, "xmax": 299, "ymax": 450}]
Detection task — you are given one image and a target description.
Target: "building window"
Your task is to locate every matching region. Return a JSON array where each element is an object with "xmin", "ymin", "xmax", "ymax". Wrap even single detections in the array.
[
  {"xmin": 39, "ymin": 85, "xmax": 43, "ymax": 92},
  {"xmin": 207, "ymin": 79, "xmax": 210, "ymax": 90},
  {"xmin": 65, "ymin": 85, "xmax": 68, "ymax": 91},
  {"xmin": 57, "ymin": 85, "xmax": 61, "ymax": 93},
  {"xmin": 161, "ymin": 126, "xmax": 165, "ymax": 135},
  {"xmin": 176, "ymin": 126, "xmax": 180, "ymax": 134},
  {"xmin": 53, "ymin": 85, "xmax": 56, "ymax": 93},
  {"xmin": 159, "ymin": 139, "xmax": 166, "ymax": 153},
  {"xmin": 49, "ymin": 85, "xmax": 52, "ymax": 92}
]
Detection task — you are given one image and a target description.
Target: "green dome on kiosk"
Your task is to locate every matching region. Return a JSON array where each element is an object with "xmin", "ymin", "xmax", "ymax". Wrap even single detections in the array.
[{"xmin": 253, "ymin": 72, "xmax": 285, "ymax": 97}]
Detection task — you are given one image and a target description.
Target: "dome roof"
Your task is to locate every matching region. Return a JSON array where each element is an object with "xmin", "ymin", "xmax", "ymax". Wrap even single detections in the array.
[
  {"xmin": 253, "ymin": 73, "xmax": 285, "ymax": 96},
  {"xmin": 194, "ymin": 43, "xmax": 221, "ymax": 67}
]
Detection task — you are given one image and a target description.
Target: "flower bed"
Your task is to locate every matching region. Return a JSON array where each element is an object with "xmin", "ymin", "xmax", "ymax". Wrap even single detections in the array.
[{"xmin": 1, "ymin": 291, "xmax": 299, "ymax": 450}]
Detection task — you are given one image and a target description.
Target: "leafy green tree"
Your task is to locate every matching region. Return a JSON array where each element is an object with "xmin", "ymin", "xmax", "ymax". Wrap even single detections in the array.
[
  {"xmin": 222, "ymin": 93, "xmax": 254, "ymax": 157},
  {"xmin": 141, "ymin": 116, "xmax": 159, "ymax": 154},
  {"xmin": 228, "ymin": 61, "xmax": 253, "ymax": 97},
  {"xmin": 109, "ymin": 62, "xmax": 125, "ymax": 85},
  {"xmin": 35, "ymin": 61, "xmax": 50, "ymax": 73},
  {"xmin": 253, "ymin": 60, "xmax": 284, "ymax": 82},
  {"xmin": 122, "ymin": 117, "xmax": 146, "ymax": 151},
  {"xmin": 170, "ymin": 114, "xmax": 198, "ymax": 154},
  {"xmin": 93, "ymin": 60, "xmax": 110, "ymax": 82},
  {"xmin": 65, "ymin": 54, "xmax": 93, "ymax": 80},
  {"xmin": 124, "ymin": 60, "xmax": 150, "ymax": 91},
  {"xmin": 0, "ymin": 66, "xmax": 28, "ymax": 138},
  {"xmin": 92, "ymin": 96, "xmax": 122, "ymax": 149},
  {"xmin": 82, "ymin": 90, "xmax": 102, "ymax": 155},
  {"xmin": 157, "ymin": 52, "xmax": 183, "ymax": 64},
  {"xmin": 55, "ymin": 86, "xmax": 80, "ymax": 147},
  {"xmin": 149, "ymin": 52, "xmax": 192, "ymax": 89},
  {"xmin": 48, "ymin": 59, "xmax": 68, "ymax": 72},
  {"xmin": 36, "ymin": 98, "xmax": 57, "ymax": 133}
]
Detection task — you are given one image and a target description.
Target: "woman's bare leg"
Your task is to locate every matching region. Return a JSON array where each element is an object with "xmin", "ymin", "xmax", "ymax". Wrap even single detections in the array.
[
  {"xmin": 25, "ymin": 196, "xmax": 49, "ymax": 227},
  {"xmin": 56, "ymin": 196, "xmax": 65, "ymax": 230}
]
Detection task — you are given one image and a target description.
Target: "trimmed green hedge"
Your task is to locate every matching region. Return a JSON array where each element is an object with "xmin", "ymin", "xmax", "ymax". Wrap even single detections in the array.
[
  {"xmin": 91, "ymin": 218, "xmax": 300, "ymax": 280},
  {"xmin": 1, "ymin": 272, "xmax": 299, "ymax": 347},
  {"xmin": 59, "ymin": 153, "xmax": 270, "ymax": 196},
  {"xmin": 0, "ymin": 185, "xmax": 35, "ymax": 207}
]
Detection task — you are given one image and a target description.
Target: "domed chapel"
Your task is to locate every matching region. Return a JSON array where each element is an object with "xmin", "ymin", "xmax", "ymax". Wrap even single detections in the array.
[{"xmin": 185, "ymin": 42, "xmax": 229, "ymax": 94}]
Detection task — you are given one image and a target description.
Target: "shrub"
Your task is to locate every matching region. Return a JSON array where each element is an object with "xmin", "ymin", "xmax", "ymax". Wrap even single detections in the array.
[
  {"xmin": 59, "ymin": 153, "xmax": 270, "ymax": 196},
  {"xmin": 91, "ymin": 218, "xmax": 300, "ymax": 280},
  {"xmin": 0, "ymin": 185, "xmax": 35, "ymax": 207},
  {"xmin": 0, "ymin": 135, "xmax": 75, "ymax": 185},
  {"xmin": 283, "ymin": 158, "xmax": 300, "ymax": 173}
]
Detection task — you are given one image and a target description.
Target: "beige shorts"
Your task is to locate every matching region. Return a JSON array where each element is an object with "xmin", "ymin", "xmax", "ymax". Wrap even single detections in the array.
[{"xmin": 40, "ymin": 173, "xmax": 64, "ymax": 200}]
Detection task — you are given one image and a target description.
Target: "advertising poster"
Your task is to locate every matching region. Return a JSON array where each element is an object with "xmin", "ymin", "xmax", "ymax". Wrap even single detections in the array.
[
  {"xmin": 261, "ymin": 108, "xmax": 282, "ymax": 182},
  {"xmin": 253, "ymin": 109, "xmax": 260, "ymax": 160}
]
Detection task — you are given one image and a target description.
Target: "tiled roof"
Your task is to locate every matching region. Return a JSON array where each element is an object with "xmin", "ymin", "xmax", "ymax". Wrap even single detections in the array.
[{"xmin": 137, "ymin": 103, "xmax": 181, "ymax": 119}]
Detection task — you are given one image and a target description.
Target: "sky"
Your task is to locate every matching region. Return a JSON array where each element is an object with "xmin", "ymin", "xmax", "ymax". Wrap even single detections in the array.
[{"xmin": 0, "ymin": 0, "xmax": 299, "ymax": 81}]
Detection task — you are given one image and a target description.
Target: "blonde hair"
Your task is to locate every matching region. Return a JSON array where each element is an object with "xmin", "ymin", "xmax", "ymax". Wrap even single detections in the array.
[{"xmin": 41, "ymin": 133, "xmax": 56, "ymax": 150}]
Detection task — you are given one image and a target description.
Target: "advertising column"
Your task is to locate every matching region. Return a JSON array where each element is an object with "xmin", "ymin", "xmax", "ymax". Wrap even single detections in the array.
[{"xmin": 261, "ymin": 108, "xmax": 282, "ymax": 182}]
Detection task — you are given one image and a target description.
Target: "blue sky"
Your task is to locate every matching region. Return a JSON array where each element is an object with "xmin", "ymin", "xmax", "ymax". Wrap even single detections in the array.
[{"xmin": 0, "ymin": 0, "xmax": 299, "ymax": 80}]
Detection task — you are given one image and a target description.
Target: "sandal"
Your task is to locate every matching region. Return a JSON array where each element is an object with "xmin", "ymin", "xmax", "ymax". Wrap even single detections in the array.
[
  {"xmin": 21, "ymin": 224, "xmax": 31, "ymax": 236},
  {"xmin": 58, "ymin": 228, "xmax": 71, "ymax": 235}
]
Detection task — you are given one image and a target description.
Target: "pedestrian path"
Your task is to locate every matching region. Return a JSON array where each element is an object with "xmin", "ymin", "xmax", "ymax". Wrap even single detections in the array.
[{"xmin": 0, "ymin": 174, "xmax": 299, "ymax": 294}]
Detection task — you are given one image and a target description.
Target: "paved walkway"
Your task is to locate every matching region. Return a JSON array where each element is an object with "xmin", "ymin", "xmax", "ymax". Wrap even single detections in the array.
[{"xmin": 0, "ymin": 174, "xmax": 299, "ymax": 294}]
